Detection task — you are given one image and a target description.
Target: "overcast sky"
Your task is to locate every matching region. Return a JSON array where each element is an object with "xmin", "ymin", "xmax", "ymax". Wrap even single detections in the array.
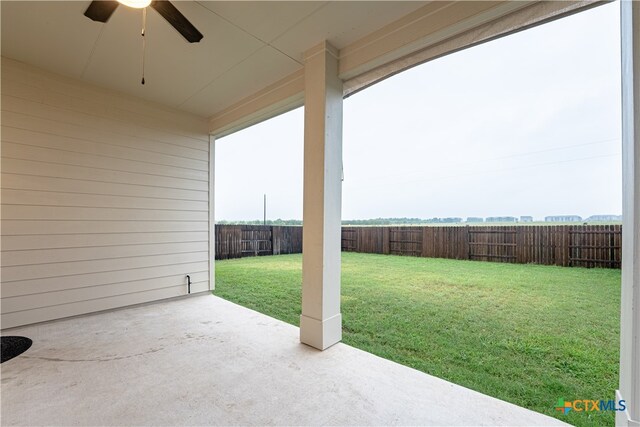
[{"xmin": 216, "ymin": 2, "xmax": 621, "ymax": 221}]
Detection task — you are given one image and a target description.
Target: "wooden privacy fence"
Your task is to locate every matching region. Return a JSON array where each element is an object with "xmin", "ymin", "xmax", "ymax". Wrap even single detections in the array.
[
  {"xmin": 215, "ymin": 225, "xmax": 302, "ymax": 260},
  {"xmin": 216, "ymin": 224, "xmax": 621, "ymax": 268},
  {"xmin": 342, "ymin": 225, "xmax": 622, "ymax": 268}
]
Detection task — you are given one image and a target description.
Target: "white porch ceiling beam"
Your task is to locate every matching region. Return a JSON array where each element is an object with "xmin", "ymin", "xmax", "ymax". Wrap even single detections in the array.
[
  {"xmin": 618, "ymin": 1, "xmax": 640, "ymax": 426},
  {"xmin": 343, "ymin": 0, "xmax": 605, "ymax": 97},
  {"xmin": 300, "ymin": 41, "xmax": 343, "ymax": 351},
  {"xmin": 208, "ymin": 69, "xmax": 304, "ymax": 138},
  {"xmin": 338, "ymin": 0, "xmax": 533, "ymax": 82}
]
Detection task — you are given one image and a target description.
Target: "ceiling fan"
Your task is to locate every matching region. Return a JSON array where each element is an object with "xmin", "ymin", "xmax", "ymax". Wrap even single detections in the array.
[{"xmin": 84, "ymin": 0, "xmax": 203, "ymax": 43}]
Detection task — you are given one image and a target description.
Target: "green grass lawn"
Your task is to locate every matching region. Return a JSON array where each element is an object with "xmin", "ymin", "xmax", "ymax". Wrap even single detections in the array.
[{"xmin": 214, "ymin": 253, "xmax": 620, "ymax": 426}]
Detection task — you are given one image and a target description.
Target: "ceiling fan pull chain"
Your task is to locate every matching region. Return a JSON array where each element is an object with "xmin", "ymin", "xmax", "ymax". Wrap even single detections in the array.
[{"xmin": 141, "ymin": 7, "xmax": 146, "ymax": 85}]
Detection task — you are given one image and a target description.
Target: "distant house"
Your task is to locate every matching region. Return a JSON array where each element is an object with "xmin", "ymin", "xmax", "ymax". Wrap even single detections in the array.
[
  {"xmin": 486, "ymin": 216, "xmax": 517, "ymax": 223},
  {"xmin": 466, "ymin": 217, "xmax": 484, "ymax": 223},
  {"xmin": 544, "ymin": 215, "xmax": 582, "ymax": 222},
  {"xmin": 585, "ymin": 214, "xmax": 622, "ymax": 222},
  {"xmin": 520, "ymin": 216, "xmax": 533, "ymax": 223}
]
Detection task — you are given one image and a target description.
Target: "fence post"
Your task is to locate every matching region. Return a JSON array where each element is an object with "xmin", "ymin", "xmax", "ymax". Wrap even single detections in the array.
[
  {"xmin": 567, "ymin": 226, "xmax": 573, "ymax": 267},
  {"xmin": 466, "ymin": 226, "xmax": 471, "ymax": 261},
  {"xmin": 382, "ymin": 228, "xmax": 390, "ymax": 254},
  {"xmin": 234, "ymin": 226, "xmax": 242, "ymax": 259},
  {"xmin": 561, "ymin": 226, "xmax": 567, "ymax": 267},
  {"xmin": 271, "ymin": 226, "xmax": 277, "ymax": 256},
  {"xmin": 515, "ymin": 227, "xmax": 522, "ymax": 264},
  {"xmin": 421, "ymin": 227, "xmax": 428, "ymax": 257}
]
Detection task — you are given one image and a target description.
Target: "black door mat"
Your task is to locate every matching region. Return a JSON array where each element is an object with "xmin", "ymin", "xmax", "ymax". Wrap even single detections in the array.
[{"xmin": 1, "ymin": 336, "xmax": 32, "ymax": 363}]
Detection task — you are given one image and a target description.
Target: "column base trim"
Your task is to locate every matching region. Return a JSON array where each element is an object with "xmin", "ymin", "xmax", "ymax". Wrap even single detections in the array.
[
  {"xmin": 616, "ymin": 389, "xmax": 640, "ymax": 427},
  {"xmin": 300, "ymin": 313, "xmax": 342, "ymax": 350}
]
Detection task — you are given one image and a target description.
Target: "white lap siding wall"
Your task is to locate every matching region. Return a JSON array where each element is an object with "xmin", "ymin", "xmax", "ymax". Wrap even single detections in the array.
[{"xmin": 1, "ymin": 58, "xmax": 212, "ymax": 328}]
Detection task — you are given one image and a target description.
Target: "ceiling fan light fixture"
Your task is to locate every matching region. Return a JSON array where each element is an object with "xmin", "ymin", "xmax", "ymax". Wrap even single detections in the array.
[
  {"xmin": 118, "ymin": 0, "xmax": 151, "ymax": 9},
  {"xmin": 84, "ymin": 0, "xmax": 203, "ymax": 43}
]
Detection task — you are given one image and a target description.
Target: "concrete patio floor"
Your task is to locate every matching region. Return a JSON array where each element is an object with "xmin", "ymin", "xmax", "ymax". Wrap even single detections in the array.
[{"xmin": 1, "ymin": 294, "xmax": 567, "ymax": 426}]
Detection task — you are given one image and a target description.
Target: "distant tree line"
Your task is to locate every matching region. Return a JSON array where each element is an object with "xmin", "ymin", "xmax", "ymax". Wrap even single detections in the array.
[
  {"xmin": 218, "ymin": 215, "xmax": 621, "ymax": 226},
  {"xmin": 342, "ymin": 217, "xmax": 463, "ymax": 225},
  {"xmin": 218, "ymin": 217, "xmax": 464, "ymax": 226},
  {"xmin": 217, "ymin": 219, "xmax": 303, "ymax": 226}
]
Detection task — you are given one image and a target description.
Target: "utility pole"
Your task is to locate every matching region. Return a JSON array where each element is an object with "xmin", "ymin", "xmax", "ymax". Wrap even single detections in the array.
[{"xmin": 263, "ymin": 194, "xmax": 267, "ymax": 226}]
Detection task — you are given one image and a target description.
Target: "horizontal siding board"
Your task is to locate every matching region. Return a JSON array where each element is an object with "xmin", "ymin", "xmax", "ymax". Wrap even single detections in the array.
[
  {"xmin": 1, "ymin": 261, "xmax": 209, "ymax": 297},
  {"xmin": 0, "ymin": 231, "xmax": 209, "ymax": 251},
  {"xmin": 1, "ymin": 205, "xmax": 208, "ymax": 222},
  {"xmin": 2, "ymin": 273, "xmax": 209, "ymax": 314},
  {"xmin": 2, "ymin": 158, "xmax": 208, "ymax": 191},
  {"xmin": 1, "ymin": 189, "xmax": 208, "ymax": 211},
  {"xmin": 2, "ymin": 94, "xmax": 209, "ymax": 156},
  {"xmin": 1, "ymin": 173, "xmax": 208, "ymax": 201},
  {"xmin": 1, "ymin": 60, "xmax": 211, "ymax": 328},
  {"xmin": 1, "ymin": 251, "xmax": 210, "ymax": 282},
  {"xmin": 1, "ymin": 93, "xmax": 209, "ymax": 161},
  {"xmin": 1, "ymin": 241, "xmax": 209, "ymax": 267},
  {"xmin": 1, "ymin": 284, "xmax": 209, "ymax": 329},
  {"xmin": 1, "ymin": 220, "xmax": 208, "ymax": 235},
  {"xmin": 1, "ymin": 141, "xmax": 208, "ymax": 182},
  {"xmin": 1, "ymin": 119, "xmax": 208, "ymax": 171}
]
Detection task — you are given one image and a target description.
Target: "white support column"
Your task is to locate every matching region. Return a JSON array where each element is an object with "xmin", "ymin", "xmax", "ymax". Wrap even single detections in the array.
[
  {"xmin": 300, "ymin": 41, "xmax": 343, "ymax": 350},
  {"xmin": 209, "ymin": 135, "xmax": 216, "ymax": 290},
  {"xmin": 618, "ymin": 1, "xmax": 640, "ymax": 426}
]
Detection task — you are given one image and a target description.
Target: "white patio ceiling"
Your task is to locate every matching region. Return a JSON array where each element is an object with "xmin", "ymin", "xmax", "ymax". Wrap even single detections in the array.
[
  {"xmin": 1, "ymin": 1, "xmax": 427, "ymax": 117},
  {"xmin": 4, "ymin": 0, "xmax": 582, "ymax": 129}
]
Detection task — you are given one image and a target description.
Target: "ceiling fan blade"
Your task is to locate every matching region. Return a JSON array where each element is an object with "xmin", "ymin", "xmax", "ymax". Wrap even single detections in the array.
[
  {"xmin": 151, "ymin": 1, "xmax": 203, "ymax": 43},
  {"xmin": 84, "ymin": 1, "xmax": 119, "ymax": 23}
]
